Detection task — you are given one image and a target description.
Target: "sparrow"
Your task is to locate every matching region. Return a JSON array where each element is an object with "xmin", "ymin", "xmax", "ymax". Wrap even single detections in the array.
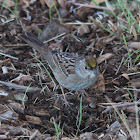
[{"xmin": 20, "ymin": 32, "xmax": 99, "ymax": 91}]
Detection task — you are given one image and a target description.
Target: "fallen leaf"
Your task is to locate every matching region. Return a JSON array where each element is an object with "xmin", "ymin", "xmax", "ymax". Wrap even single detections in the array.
[
  {"xmin": 22, "ymin": 0, "xmax": 30, "ymax": 8},
  {"xmin": 128, "ymin": 67, "xmax": 139, "ymax": 72},
  {"xmin": 26, "ymin": 115, "xmax": 42, "ymax": 125},
  {"xmin": 130, "ymin": 78, "xmax": 140, "ymax": 88},
  {"xmin": 10, "ymin": 73, "xmax": 32, "ymax": 84},
  {"xmin": 102, "ymin": 36, "xmax": 115, "ymax": 43},
  {"xmin": 2, "ymin": 66, "xmax": 8, "ymax": 74},
  {"xmin": 122, "ymin": 73, "xmax": 130, "ymax": 81},
  {"xmin": 32, "ymin": 108, "xmax": 50, "ymax": 117},
  {"xmin": 79, "ymin": 132, "xmax": 95, "ymax": 140},
  {"xmin": 95, "ymin": 73, "xmax": 105, "ymax": 92},
  {"xmin": 44, "ymin": 0, "xmax": 58, "ymax": 8},
  {"xmin": 39, "ymin": 0, "xmax": 45, "ymax": 7},
  {"xmin": 131, "ymin": 25, "xmax": 137, "ymax": 40},
  {"xmin": 76, "ymin": 7, "xmax": 94, "ymax": 20},
  {"xmin": 128, "ymin": 42, "xmax": 140, "ymax": 49},
  {"xmin": 9, "ymin": 102, "xmax": 25, "ymax": 114},
  {"xmin": 104, "ymin": 0, "xmax": 114, "ymax": 10},
  {"xmin": 40, "ymin": 20, "xmax": 68, "ymax": 41},
  {"xmin": 62, "ymin": 137, "xmax": 72, "ymax": 140},
  {"xmin": 0, "ymin": 0, "xmax": 15, "ymax": 7},
  {"xmin": 97, "ymin": 53, "xmax": 114, "ymax": 64},
  {"xmin": 77, "ymin": 25, "xmax": 90, "ymax": 36},
  {"xmin": 0, "ymin": 104, "xmax": 18, "ymax": 121},
  {"xmin": 126, "ymin": 106, "xmax": 140, "ymax": 113},
  {"xmin": 57, "ymin": 0, "xmax": 67, "ymax": 9},
  {"xmin": 112, "ymin": 80, "xmax": 120, "ymax": 86},
  {"xmin": 9, "ymin": 127, "xmax": 24, "ymax": 136},
  {"xmin": 90, "ymin": 0, "xmax": 105, "ymax": 5}
]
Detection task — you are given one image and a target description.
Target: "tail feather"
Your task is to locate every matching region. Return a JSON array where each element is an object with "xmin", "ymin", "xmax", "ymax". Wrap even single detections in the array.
[
  {"xmin": 20, "ymin": 32, "xmax": 44, "ymax": 53},
  {"xmin": 20, "ymin": 32, "xmax": 57, "ymax": 70}
]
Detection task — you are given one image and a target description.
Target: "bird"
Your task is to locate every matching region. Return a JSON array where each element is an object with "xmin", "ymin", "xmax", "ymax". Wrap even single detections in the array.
[{"xmin": 20, "ymin": 32, "xmax": 99, "ymax": 91}]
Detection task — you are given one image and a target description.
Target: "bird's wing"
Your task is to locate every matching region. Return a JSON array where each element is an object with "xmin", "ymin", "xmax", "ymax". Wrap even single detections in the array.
[{"xmin": 52, "ymin": 51, "xmax": 83, "ymax": 76}]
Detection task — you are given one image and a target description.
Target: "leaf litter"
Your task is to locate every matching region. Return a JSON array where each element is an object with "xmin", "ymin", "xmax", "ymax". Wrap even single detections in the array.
[{"xmin": 0, "ymin": 0, "xmax": 140, "ymax": 139}]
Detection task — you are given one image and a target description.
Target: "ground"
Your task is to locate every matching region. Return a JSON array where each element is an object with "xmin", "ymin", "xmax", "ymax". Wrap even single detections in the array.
[{"xmin": 0, "ymin": 0, "xmax": 140, "ymax": 139}]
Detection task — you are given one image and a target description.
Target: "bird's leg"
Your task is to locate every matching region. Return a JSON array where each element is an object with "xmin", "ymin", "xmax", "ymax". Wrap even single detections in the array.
[
  {"xmin": 77, "ymin": 90, "xmax": 94, "ymax": 107},
  {"xmin": 60, "ymin": 85, "xmax": 71, "ymax": 107}
]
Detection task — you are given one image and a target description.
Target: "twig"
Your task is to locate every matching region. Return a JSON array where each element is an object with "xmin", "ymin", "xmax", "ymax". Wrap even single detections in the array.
[
  {"xmin": 115, "ymin": 57, "xmax": 124, "ymax": 75},
  {"xmin": 102, "ymin": 101, "xmax": 140, "ymax": 113},
  {"xmin": 123, "ymin": 88, "xmax": 140, "ymax": 92},
  {"xmin": 65, "ymin": 22, "xmax": 94, "ymax": 25},
  {"xmin": 0, "ymin": 18, "xmax": 15, "ymax": 25},
  {"xmin": 68, "ymin": 2, "xmax": 112, "ymax": 11},
  {"xmin": 0, "ymin": 80, "xmax": 41, "ymax": 93},
  {"xmin": 0, "ymin": 51, "xmax": 18, "ymax": 60},
  {"xmin": 44, "ymin": 32, "xmax": 66, "ymax": 43},
  {"xmin": 4, "ymin": 44, "xmax": 29, "ymax": 47}
]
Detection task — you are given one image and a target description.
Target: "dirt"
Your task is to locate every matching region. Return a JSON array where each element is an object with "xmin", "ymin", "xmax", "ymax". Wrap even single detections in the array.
[{"xmin": 0, "ymin": 0, "xmax": 140, "ymax": 139}]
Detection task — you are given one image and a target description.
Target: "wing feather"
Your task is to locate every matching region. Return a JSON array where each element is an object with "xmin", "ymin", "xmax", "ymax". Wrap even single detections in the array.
[{"xmin": 52, "ymin": 51, "xmax": 83, "ymax": 76}]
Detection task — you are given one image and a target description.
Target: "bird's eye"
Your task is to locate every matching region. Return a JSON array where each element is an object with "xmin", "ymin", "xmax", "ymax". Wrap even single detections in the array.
[{"xmin": 85, "ymin": 66, "xmax": 88, "ymax": 70}]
